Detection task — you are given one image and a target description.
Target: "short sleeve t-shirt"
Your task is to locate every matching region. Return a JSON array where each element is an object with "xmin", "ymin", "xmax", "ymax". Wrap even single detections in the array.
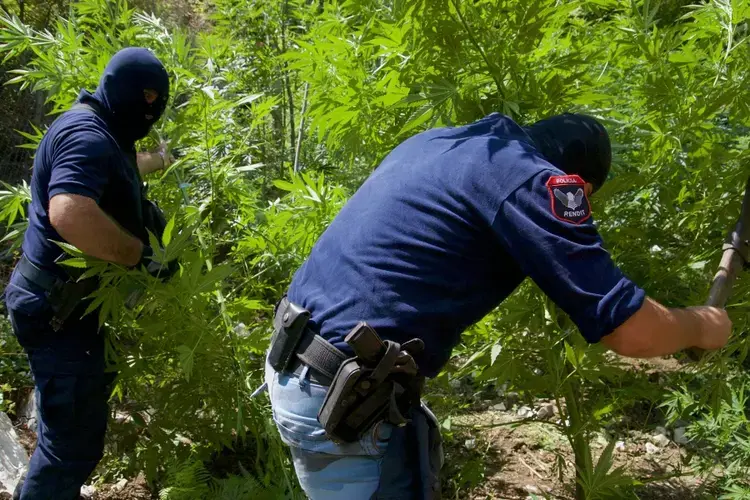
[{"xmin": 287, "ymin": 113, "xmax": 645, "ymax": 377}]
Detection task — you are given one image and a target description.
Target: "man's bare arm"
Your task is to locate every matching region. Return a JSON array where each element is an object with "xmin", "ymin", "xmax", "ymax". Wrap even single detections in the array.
[
  {"xmin": 49, "ymin": 193, "xmax": 143, "ymax": 266},
  {"xmin": 602, "ymin": 297, "xmax": 731, "ymax": 358},
  {"xmin": 136, "ymin": 151, "xmax": 164, "ymax": 177}
]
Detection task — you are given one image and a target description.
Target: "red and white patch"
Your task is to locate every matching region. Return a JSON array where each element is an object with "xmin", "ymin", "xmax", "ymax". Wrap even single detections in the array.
[{"xmin": 546, "ymin": 175, "xmax": 591, "ymax": 224}]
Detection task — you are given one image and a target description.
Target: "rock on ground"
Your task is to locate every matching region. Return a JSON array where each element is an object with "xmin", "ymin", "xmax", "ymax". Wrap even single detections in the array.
[
  {"xmin": 0, "ymin": 412, "xmax": 29, "ymax": 494},
  {"xmin": 673, "ymin": 427, "xmax": 689, "ymax": 445},
  {"xmin": 651, "ymin": 434, "xmax": 670, "ymax": 447},
  {"xmin": 535, "ymin": 404, "xmax": 555, "ymax": 420},
  {"xmin": 80, "ymin": 484, "xmax": 96, "ymax": 499},
  {"xmin": 16, "ymin": 391, "xmax": 37, "ymax": 433},
  {"xmin": 517, "ymin": 406, "xmax": 533, "ymax": 418},
  {"xmin": 654, "ymin": 426, "xmax": 670, "ymax": 438}
]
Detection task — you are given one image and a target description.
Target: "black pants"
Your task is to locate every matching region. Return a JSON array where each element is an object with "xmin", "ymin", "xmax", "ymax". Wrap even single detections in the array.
[{"xmin": 6, "ymin": 271, "xmax": 115, "ymax": 500}]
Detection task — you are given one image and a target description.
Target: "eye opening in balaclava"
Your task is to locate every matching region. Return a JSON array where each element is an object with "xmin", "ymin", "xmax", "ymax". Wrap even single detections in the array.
[
  {"xmin": 523, "ymin": 113, "xmax": 612, "ymax": 193},
  {"xmin": 93, "ymin": 47, "xmax": 170, "ymax": 145}
]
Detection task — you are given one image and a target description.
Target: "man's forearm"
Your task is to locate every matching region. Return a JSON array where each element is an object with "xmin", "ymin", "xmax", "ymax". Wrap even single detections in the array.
[
  {"xmin": 49, "ymin": 193, "xmax": 143, "ymax": 266},
  {"xmin": 602, "ymin": 297, "xmax": 729, "ymax": 358},
  {"xmin": 623, "ymin": 300, "xmax": 702, "ymax": 357}
]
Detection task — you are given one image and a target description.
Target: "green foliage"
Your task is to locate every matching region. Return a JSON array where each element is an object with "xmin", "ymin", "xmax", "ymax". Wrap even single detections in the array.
[
  {"xmin": 0, "ymin": 180, "xmax": 31, "ymax": 253},
  {"xmin": 2, "ymin": 0, "xmax": 750, "ymax": 497},
  {"xmin": 0, "ymin": 313, "xmax": 32, "ymax": 414}
]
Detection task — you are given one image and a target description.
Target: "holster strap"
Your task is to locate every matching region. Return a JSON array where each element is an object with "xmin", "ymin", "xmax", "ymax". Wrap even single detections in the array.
[
  {"xmin": 273, "ymin": 296, "xmax": 347, "ymax": 383},
  {"xmin": 296, "ymin": 333, "xmax": 347, "ymax": 381}
]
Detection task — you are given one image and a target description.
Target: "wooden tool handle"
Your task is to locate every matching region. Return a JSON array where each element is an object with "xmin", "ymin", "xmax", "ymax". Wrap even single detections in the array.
[{"xmin": 687, "ymin": 177, "xmax": 750, "ymax": 360}]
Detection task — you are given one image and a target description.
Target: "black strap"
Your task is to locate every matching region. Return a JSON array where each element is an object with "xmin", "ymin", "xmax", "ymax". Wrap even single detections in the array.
[
  {"xmin": 274, "ymin": 297, "xmax": 347, "ymax": 383},
  {"xmin": 16, "ymin": 255, "xmax": 58, "ymax": 291}
]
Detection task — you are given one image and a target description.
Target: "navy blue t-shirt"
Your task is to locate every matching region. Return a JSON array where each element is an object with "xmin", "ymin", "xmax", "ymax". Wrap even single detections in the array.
[
  {"xmin": 288, "ymin": 113, "xmax": 645, "ymax": 377},
  {"xmin": 5, "ymin": 99, "xmax": 145, "ymax": 315}
]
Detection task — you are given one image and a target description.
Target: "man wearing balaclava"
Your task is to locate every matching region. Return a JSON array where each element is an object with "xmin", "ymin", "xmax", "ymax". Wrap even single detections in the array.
[
  {"xmin": 261, "ymin": 112, "xmax": 731, "ymax": 499},
  {"xmin": 4, "ymin": 48, "xmax": 174, "ymax": 499}
]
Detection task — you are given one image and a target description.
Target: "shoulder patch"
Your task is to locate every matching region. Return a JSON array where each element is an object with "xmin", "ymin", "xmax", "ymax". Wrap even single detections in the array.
[{"xmin": 546, "ymin": 175, "xmax": 591, "ymax": 225}]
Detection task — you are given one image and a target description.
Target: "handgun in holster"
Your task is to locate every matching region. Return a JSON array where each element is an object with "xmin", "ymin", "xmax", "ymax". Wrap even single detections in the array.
[{"xmin": 318, "ymin": 322, "xmax": 425, "ymax": 443}]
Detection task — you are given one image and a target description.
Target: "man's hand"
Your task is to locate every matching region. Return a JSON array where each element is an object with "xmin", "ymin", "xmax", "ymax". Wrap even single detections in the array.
[
  {"xmin": 602, "ymin": 298, "xmax": 732, "ymax": 358},
  {"xmin": 136, "ymin": 142, "xmax": 175, "ymax": 177},
  {"xmin": 689, "ymin": 306, "xmax": 732, "ymax": 350},
  {"xmin": 138, "ymin": 245, "xmax": 179, "ymax": 281},
  {"xmin": 49, "ymin": 193, "xmax": 143, "ymax": 266}
]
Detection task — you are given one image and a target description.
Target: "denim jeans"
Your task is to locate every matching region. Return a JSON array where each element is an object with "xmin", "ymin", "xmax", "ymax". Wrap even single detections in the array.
[{"xmin": 265, "ymin": 362, "xmax": 418, "ymax": 499}]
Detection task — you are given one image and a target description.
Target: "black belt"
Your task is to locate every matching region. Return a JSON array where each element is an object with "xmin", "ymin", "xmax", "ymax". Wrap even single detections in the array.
[
  {"xmin": 16, "ymin": 254, "xmax": 59, "ymax": 291},
  {"xmin": 274, "ymin": 297, "xmax": 347, "ymax": 386}
]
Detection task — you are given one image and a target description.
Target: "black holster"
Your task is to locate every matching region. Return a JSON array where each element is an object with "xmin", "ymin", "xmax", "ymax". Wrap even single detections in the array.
[
  {"xmin": 47, "ymin": 277, "xmax": 99, "ymax": 331},
  {"xmin": 318, "ymin": 322, "xmax": 425, "ymax": 444},
  {"xmin": 16, "ymin": 254, "xmax": 98, "ymax": 331}
]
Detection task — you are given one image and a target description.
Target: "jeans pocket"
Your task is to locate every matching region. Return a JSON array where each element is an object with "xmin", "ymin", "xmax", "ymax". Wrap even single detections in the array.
[{"xmin": 269, "ymin": 371, "xmax": 330, "ymax": 445}]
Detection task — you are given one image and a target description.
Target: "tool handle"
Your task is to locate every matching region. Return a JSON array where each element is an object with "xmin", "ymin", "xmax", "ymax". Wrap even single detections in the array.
[{"xmin": 688, "ymin": 177, "xmax": 750, "ymax": 360}]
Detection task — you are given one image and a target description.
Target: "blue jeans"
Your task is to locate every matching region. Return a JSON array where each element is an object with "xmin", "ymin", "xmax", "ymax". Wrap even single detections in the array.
[
  {"xmin": 265, "ymin": 362, "xmax": 418, "ymax": 499},
  {"xmin": 5, "ymin": 271, "xmax": 115, "ymax": 500}
]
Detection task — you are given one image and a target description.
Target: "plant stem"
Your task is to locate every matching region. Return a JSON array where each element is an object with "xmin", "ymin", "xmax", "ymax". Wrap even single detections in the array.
[
  {"xmin": 562, "ymin": 367, "xmax": 592, "ymax": 500},
  {"xmin": 203, "ymin": 98, "xmax": 216, "ymax": 251},
  {"xmin": 448, "ymin": 0, "xmax": 505, "ymax": 100},
  {"xmin": 294, "ymin": 82, "xmax": 309, "ymax": 173}
]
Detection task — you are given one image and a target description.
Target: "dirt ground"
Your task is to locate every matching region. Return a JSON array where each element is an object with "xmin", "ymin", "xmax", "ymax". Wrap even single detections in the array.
[
  {"xmin": 450, "ymin": 410, "xmax": 711, "ymax": 500},
  {"xmin": 92, "ymin": 475, "xmax": 153, "ymax": 500},
  {"xmin": 442, "ymin": 355, "xmax": 717, "ymax": 499}
]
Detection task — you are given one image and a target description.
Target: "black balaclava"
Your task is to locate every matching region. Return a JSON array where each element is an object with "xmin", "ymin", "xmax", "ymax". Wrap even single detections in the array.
[
  {"xmin": 523, "ymin": 113, "xmax": 612, "ymax": 193},
  {"xmin": 92, "ymin": 47, "xmax": 169, "ymax": 146}
]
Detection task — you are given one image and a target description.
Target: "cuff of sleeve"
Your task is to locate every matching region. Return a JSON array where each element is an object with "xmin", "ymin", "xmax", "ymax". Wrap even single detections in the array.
[
  {"xmin": 576, "ymin": 279, "xmax": 647, "ymax": 343},
  {"xmin": 49, "ymin": 184, "xmax": 101, "ymax": 202}
]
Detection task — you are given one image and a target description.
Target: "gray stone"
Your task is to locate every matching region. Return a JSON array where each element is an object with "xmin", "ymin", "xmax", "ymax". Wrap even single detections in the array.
[
  {"xmin": 492, "ymin": 403, "xmax": 507, "ymax": 412},
  {"xmin": 17, "ymin": 391, "xmax": 37, "ymax": 433},
  {"xmin": 517, "ymin": 406, "xmax": 533, "ymax": 418},
  {"xmin": 536, "ymin": 404, "xmax": 555, "ymax": 420},
  {"xmin": 464, "ymin": 438, "xmax": 476, "ymax": 450},
  {"xmin": 80, "ymin": 485, "xmax": 96, "ymax": 499},
  {"xmin": 525, "ymin": 484, "xmax": 540, "ymax": 494},
  {"xmin": 115, "ymin": 412, "xmax": 134, "ymax": 425},
  {"xmin": 673, "ymin": 427, "xmax": 689, "ymax": 445},
  {"xmin": 645, "ymin": 442, "xmax": 659, "ymax": 454},
  {"xmin": 651, "ymin": 434, "xmax": 670, "ymax": 447},
  {"xmin": 113, "ymin": 478, "xmax": 128, "ymax": 491},
  {"xmin": 654, "ymin": 426, "xmax": 670, "ymax": 437},
  {"xmin": 615, "ymin": 440, "xmax": 625, "ymax": 452},
  {"xmin": 0, "ymin": 412, "xmax": 29, "ymax": 494}
]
